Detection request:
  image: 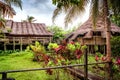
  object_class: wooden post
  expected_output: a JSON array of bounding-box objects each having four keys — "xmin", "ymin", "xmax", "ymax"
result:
[
  {"xmin": 43, "ymin": 39, "xmax": 45, "ymax": 45},
  {"xmin": 3, "ymin": 34, "xmax": 6, "ymax": 51},
  {"xmin": 104, "ymin": 45, "xmax": 106, "ymax": 55},
  {"xmin": 106, "ymin": 61, "xmax": 113, "ymax": 80},
  {"xmin": 20, "ymin": 37, "xmax": 22, "ymax": 51},
  {"xmin": 13, "ymin": 37, "xmax": 15, "ymax": 51},
  {"xmin": 2, "ymin": 72, "xmax": 7, "ymax": 80},
  {"xmin": 50, "ymin": 37, "xmax": 52, "ymax": 43},
  {"xmin": 4, "ymin": 42, "xmax": 6, "ymax": 51},
  {"xmin": 84, "ymin": 49, "xmax": 88, "ymax": 80},
  {"xmin": 109, "ymin": 61, "xmax": 113, "ymax": 80}
]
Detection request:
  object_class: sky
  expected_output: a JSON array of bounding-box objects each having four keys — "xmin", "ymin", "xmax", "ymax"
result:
[{"xmin": 9, "ymin": 0, "xmax": 90, "ymax": 29}]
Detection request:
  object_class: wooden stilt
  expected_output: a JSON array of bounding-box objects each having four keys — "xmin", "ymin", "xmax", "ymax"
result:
[
  {"xmin": 3, "ymin": 34, "xmax": 7, "ymax": 51},
  {"xmin": 13, "ymin": 37, "xmax": 15, "ymax": 51},
  {"xmin": 50, "ymin": 37, "xmax": 52, "ymax": 43},
  {"xmin": 20, "ymin": 37, "xmax": 22, "ymax": 51},
  {"xmin": 43, "ymin": 39, "xmax": 45, "ymax": 45},
  {"xmin": 4, "ymin": 42, "xmax": 6, "ymax": 51}
]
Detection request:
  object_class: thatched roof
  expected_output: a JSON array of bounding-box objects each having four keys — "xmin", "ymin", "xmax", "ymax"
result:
[
  {"xmin": 66, "ymin": 16, "xmax": 120, "ymax": 41},
  {"xmin": 0, "ymin": 1, "xmax": 15, "ymax": 17},
  {"xmin": 5, "ymin": 20, "xmax": 53, "ymax": 37}
]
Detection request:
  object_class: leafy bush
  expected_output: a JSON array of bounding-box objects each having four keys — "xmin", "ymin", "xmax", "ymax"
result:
[
  {"xmin": 26, "ymin": 41, "xmax": 46, "ymax": 61},
  {"xmin": 111, "ymin": 36, "xmax": 120, "ymax": 57}
]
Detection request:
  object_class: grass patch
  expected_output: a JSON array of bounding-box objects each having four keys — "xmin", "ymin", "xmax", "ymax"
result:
[{"xmin": 0, "ymin": 51, "xmax": 73, "ymax": 80}]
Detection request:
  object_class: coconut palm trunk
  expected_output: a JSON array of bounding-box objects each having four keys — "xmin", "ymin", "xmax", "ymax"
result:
[
  {"xmin": 103, "ymin": 1, "xmax": 112, "ymax": 79},
  {"xmin": 103, "ymin": 0, "xmax": 111, "ymax": 62}
]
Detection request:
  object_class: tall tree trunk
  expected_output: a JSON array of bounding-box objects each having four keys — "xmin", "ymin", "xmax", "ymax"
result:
[
  {"xmin": 103, "ymin": 0, "xmax": 112, "ymax": 80},
  {"xmin": 103, "ymin": 0, "xmax": 111, "ymax": 62}
]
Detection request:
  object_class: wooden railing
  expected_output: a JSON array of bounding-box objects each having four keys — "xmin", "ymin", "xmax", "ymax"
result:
[
  {"xmin": 0, "ymin": 50, "xmax": 113, "ymax": 80},
  {"xmin": 0, "ymin": 62, "xmax": 109, "ymax": 80}
]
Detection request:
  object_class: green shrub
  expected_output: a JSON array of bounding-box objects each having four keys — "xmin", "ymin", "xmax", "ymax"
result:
[
  {"xmin": 111, "ymin": 36, "xmax": 120, "ymax": 57},
  {"xmin": 0, "ymin": 50, "xmax": 21, "ymax": 56}
]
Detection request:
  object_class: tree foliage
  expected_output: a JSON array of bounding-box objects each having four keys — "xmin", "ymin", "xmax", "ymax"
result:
[
  {"xmin": 111, "ymin": 14, "xmax": 120, "ymax": 27},
  {"xmin": 47, "ymin": 26, "xmax": 66, "ymax": 43},
  {"xmin": 111, "ymin": 36, "xmax": 120, "ymax": 57}
]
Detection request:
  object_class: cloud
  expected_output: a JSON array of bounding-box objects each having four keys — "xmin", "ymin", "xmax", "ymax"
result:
[
  {"xmin": 10, "ymin": 0, "xmax": 56, "ymax": 25},
  {"xmin": 22, "ymin": 0, "xmax": 55, "ymax": 14}
]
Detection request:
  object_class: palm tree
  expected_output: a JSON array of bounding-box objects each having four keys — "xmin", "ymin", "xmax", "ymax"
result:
[
  {"xmin": 52, "ymin": 0, "xmax": 120, "ymax": 62},
  {"xmin": 0, "ymin": 0, "xmax": 22, "ymax": 28},
  {"xmin": 0, "ymin": 0, "xmax": 22, "ymax": 17},
  {"xmin": 26, "ymin": 16, "xmax": 36, "ymax": 23},
  {"xmin": 0, "ymin": 1, "xmax": 15, "ymax": 18},
  {"xmin": 3, "ymin": 0, "xmax": 22, "ymax": 10}
]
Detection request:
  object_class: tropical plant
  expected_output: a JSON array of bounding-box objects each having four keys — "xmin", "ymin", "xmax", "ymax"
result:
[
  {"xmin": 26, "ymin": 41, "xmax": 47, "ymax": 61},
  {"xmin": 0, "ymin": 0, "xmax": 22, "ymax": 17},
  {"xmin": 48, "ymin": 43, "xmax": 59, "ymax": 50},
  {"xmin": 52, "ymin": 0, "xmax": 120, "ymax": 62}
]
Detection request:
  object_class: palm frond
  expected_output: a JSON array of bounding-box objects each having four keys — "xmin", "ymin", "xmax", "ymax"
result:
[
  {"xmin": 0, "ymin": 1, "xmax": 15, "ymax": 17},
  {"xmin": 64, "ymin": 5, "xmax": 85, "ymax": 27},
  {"xmin": 109, "ymin": 0, "xmax": 120, "ymax": 17},
  {"xmin": 3, "ymin": 0, "xmax": 22, "ymax": 10},
  {"xmin": 0, "ymin": 16, "xmax": 6, "ymax": 28},
  {"xmin": 52, "ymin": 0, "xmax": 90, "ymax": 27},
  {"xmin": 90, "ymin": 0, "xmax": 99, "ymax": 29},
  {"xmin": 52, "ymin": 8, "xmax": 62, "ymax": 24}
]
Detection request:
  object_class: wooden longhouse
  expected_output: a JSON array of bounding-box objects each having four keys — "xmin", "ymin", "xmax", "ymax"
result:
[
  {"xmin": 0, "ymin": 20, "xmax": 53, "ymax": 50},
  {"xmin": 66, "ymin": 16, "xmax": 120, "ymax": 53}
]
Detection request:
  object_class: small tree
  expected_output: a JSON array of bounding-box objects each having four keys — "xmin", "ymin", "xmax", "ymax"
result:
[
  {"xmin": 47, "ymin": 26, "xmax": 66, "ymax": 43},
  {"xmin": 26, "ymin": 16, "xmax": 36, "ymax": 23}
]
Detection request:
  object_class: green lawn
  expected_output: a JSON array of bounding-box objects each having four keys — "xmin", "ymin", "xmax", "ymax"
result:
[{"xmin": 0, "ymin": 51, "xmax": 73, "ymax": 80}]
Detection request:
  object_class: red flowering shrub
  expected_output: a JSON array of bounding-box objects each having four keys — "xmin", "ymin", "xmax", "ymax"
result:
[
  {"xmin": 95, "ymin": 55, "xmax": 99, "ymax": 61},
  {"xmin": 101, "ymin": 56, "xmax": 107, "ymax": 61},
  {"xmin": 116, "ymin": 58, "xmax": 120, "ymax": 65},
  {"xmin": 48, "ymin": 41, "xmax": 87, "ymax": 60},
  {"xmin": 74, "ymin": 49, "xmax": 83, "ymax": 59},
  {"xmin": 95, "ymin": 52, "xmax": 107, "ymax": 62}
]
